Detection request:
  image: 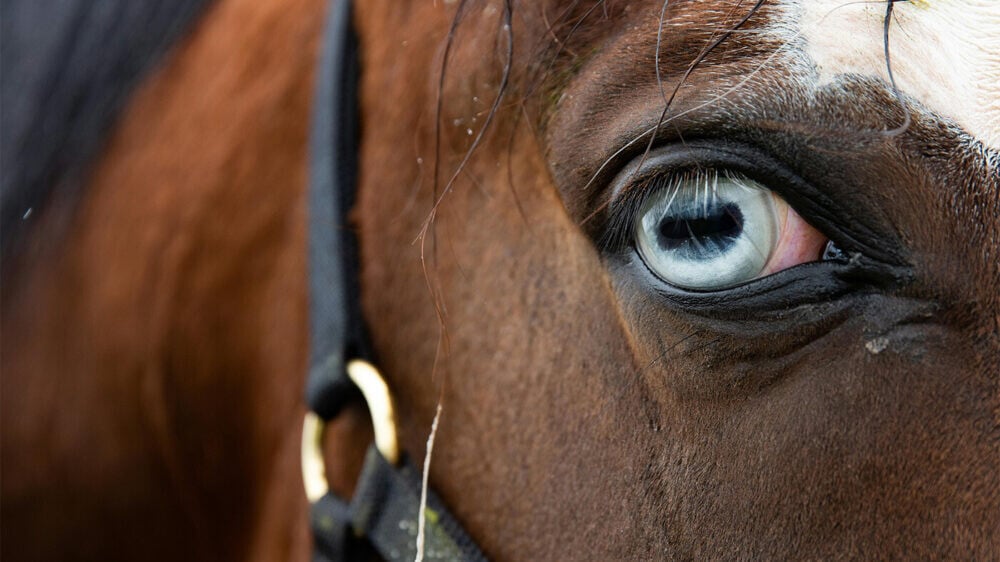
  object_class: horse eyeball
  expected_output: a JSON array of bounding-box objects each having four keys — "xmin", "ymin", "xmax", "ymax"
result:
[
  {"xmin": 635, "ymin": 171, "xmax": 778, "ymax": 289},
  {"xmin": 634, "ymin": 171, "xmax": 827, "ymax": 290}
]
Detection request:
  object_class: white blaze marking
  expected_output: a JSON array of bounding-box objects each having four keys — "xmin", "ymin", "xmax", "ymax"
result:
[{"xmin": 790, "ymin": 0, "xmax": 1000, "ymax": 149}]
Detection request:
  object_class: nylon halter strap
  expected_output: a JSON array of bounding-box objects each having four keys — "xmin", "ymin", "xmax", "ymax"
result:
[{"xmin": 303, "ymin": 1, "xmax": 488, "ymax": 560}]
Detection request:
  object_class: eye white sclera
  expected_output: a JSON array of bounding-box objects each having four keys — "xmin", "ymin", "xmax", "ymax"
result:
[{"xmin": 635, "ymin": 173, "xmax": 781, "ymax": 290}]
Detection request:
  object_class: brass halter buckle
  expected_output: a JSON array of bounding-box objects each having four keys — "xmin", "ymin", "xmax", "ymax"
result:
[{"xmin": 301, "ymin": 359, "xmax": 399, "ymax": 503}]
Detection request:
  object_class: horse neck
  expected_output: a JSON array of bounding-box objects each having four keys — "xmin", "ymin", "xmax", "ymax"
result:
[{"xmin": 1, "ymin": 0, "xmax": 340, "ymax": 559}]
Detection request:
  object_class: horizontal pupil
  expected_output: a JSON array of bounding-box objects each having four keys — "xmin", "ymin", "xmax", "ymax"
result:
[{"xmin": 656, "ymin": 203, "xmax": 743, "ymax": 252}]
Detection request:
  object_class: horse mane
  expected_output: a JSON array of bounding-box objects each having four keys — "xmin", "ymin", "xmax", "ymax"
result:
[{"xmin": 0, "ymin": 0, "xmax": 213, "ymax": 261}]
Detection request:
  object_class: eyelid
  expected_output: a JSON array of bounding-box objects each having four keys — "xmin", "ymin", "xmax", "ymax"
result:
[{"xmin": 600, "ymin": 141, "xmax": 907, "ymax": 269}]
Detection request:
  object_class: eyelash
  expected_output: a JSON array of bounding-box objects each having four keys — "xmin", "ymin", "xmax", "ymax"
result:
[
  {"xmin": 597, "ymin": 138, "xmax": 913, "ymax": 266},
  {"xmin": 598, "ymin": 171, "xmax": 680, "ymax": 253},
  {"xmin": 600, "ymin": 164, "xmax": 774, "ymax": 252}
]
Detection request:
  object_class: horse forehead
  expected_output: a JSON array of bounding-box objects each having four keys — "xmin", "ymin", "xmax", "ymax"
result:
[{"xmin": 783, "ymin": 0, "xmax": 1000, "ymax": 149}]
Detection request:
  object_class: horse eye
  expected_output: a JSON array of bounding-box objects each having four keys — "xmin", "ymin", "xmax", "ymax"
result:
[{"xmin": 634, "ymin": 170, "xmax": 828, "ymax": 290}]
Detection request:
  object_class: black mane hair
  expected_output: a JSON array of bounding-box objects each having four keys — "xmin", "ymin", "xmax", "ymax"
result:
[{"xmin": 1, "ymin": 0, "xmax": 213, "ymax": 261}]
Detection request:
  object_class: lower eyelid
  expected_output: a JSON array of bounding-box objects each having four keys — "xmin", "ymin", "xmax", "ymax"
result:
[{"xmin": 760, "ymin": 199, "xmax": 828, "ymax": 276}]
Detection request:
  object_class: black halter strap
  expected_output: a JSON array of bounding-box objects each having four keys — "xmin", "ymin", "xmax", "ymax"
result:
[
  {"xmin": 305, "ymin": 1, "xmax": 488, "ymax": 560},
  {"xmin": 306, "ymin": 0, "xmax": 364, "ymax": 421}
]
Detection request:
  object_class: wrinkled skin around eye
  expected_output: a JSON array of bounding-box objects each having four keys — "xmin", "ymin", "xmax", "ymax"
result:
[{"xmin": 635, "ymin": 172, "xmax": 829, "ymax": 290}]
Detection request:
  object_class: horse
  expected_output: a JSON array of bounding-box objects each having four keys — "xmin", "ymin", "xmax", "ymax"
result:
[{"xmin": 2, "ymin": 0, "xmax": 998, "ymax": 560}]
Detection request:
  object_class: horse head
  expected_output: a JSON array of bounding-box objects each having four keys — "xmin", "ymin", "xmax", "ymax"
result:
[{"xmin": 348, "ymin": 0, "xmax": 999, "ymax": 558}]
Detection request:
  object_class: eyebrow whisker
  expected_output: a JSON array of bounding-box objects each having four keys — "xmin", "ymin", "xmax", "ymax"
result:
[{"xmin": 881, "ymin": 0, "xmax": 913, "ymax": 137}]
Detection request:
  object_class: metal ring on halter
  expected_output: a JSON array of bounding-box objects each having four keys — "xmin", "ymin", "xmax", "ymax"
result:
[{"xmin": 301, "ymin": 359, "xmax": 399, "ymax": 503}]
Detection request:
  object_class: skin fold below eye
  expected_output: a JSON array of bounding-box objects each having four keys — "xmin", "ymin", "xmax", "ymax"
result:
[{"xmin": 633, "ymin": 171, "xmax": 830, "ymax": 291}]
